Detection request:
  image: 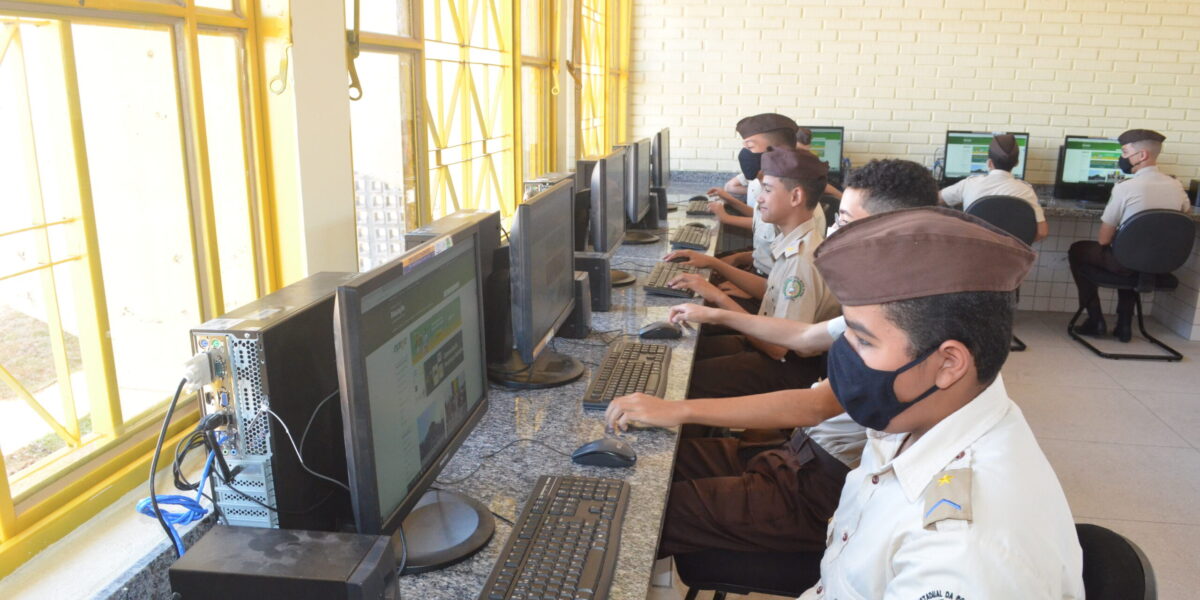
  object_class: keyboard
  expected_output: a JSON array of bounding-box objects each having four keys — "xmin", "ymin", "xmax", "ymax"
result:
[
  {"xmin": 582, "ymin": 340, "xmax": 671, "ymax": 411},
  {"xmin": 685, "ymin": 200, "xmax": 713, "ymax": 216},
  {"xmin": 669, "ymin": 225, "xmax": 712, "ymax": 251},
  {"xmin": 643, "ymin": 262, "xmax": 700, "ymax": 298},
  {"xmin": 478, "ymin": 475, "xmax": 630, "ymax": 600}
]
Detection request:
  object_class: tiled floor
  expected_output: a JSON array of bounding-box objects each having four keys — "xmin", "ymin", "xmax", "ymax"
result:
[{"xmin": 648, "ymin": 310, "xmax": 1200, "ymax": 600}]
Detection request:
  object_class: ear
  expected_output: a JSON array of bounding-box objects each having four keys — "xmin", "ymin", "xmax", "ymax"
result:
[
  {"xmin": 791, "ymin": 186, "xmax": 807, "ymax": 208},
  {"xmin": 932, "ymin": 339, "xmax": 973, "ymax": 389},
  {"xmin": 986, "ymin": 158, "xmax": 994, "ymax": 171}
]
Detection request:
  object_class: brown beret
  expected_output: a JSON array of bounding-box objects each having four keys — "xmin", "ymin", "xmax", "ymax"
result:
[
  {"xmin": 814, "ymin": 207, "xmax": 1035, "ymax": 306},
  {"xmin": 735, "ymin": 113, "xmax": 798, "ymax": 139},
  {"xmin": 989, "ymin": 134, "xmax": 1019, "ymax": 164},
  {"xmin": 761, "ymin": 146, "xmax": 829, "ymax": 181},
  {"xmin": 1118, "ymin": 129, "xmax": 1166, "ymax": 145}
]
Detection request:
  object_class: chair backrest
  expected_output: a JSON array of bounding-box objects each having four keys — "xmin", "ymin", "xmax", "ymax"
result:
[
  {"xmin": 965, "ymin": 195, "xmax": 1038, "ymax": 245},
  {"xmin": 1077, "ymin": 523, "xmax": 1156, "ymax": 600},
  {"xmin": 1110, "ymin": 209, "xmax": 1196, "ymax": 275},
  {"xmin": 819, "ymin": 194, "xmax": 840, "ymax": 230}
]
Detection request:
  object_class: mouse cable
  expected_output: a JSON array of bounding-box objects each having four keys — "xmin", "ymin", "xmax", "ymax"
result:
[{"xmin": 435, "ymin": 438, "xmax": 573, "ymax": 486}]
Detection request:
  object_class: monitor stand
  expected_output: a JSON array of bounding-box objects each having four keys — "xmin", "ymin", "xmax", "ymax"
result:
[
  {"xmin": 623, "ymin": 231, "xmax": 659, "ymax": 245},
  {"xmin": 610, "ymin": 269, "xmax": 636, "ymax": 287},
  {"xmin": 396, "ymin": 489, "xmax": 495, "ymax": 575},
  {"xmin": 488, "ymin": 348, "xmax": 586, "ymax": 389}
]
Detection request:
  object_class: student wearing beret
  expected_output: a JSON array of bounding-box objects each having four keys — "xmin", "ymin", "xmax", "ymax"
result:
[{"xmin": 939, "ymin": 133, "xmax": 1048, "ymax": 242}]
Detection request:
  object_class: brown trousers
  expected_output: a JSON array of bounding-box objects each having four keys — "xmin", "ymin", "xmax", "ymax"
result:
[
  {"xmin": 687, "ymin": 334, "xmax": 825, "ymax": 399},
  {"xmin": 657, "ymin": 433, "xmax": 849, "ymax": 558}
]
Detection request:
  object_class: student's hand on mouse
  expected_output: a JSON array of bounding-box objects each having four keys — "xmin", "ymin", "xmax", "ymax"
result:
[
  {"xmin": 669, "ymin": 303, "xmax": 718, "ymax": 326},
  {"xmin": 605, "ymin": 393, "xmax": 685, "ymax": 431},
  {"xmin": 668, "ymin": 273, "xmax": 723, "ymax": 302},
  {"xmin": 707, "ymin": 201, "xmax": 727, "ymax": 216},
  {"xmin": 663, "ymin": 249, "xmax": 715, "ymax": 269}
]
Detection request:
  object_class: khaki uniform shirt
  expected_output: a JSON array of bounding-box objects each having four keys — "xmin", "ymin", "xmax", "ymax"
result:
[
  {"xmin": 799, "ymin": 379, "xmax": 1084, "ymax": 600},
  {"xmin": 940, "ymin": 170, "xmax": 1046, "ymax": 223},
  {"xmin": 1101, "ymin": 165, "xmax": 1191, "ymax": 228},
  {"xmin": 759, "ymin": 219, "xmax": 840, "ymax": 324}
]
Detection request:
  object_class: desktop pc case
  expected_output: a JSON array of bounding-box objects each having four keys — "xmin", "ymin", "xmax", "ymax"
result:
[{"xmin": 189, "ymin": 272, "xmax": 358, "ymax": 532}]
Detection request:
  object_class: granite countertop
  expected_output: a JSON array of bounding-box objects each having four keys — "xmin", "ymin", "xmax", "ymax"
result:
[{"xmin": 398, "ymin": 195, "xmax": 715, "ymax": 599}]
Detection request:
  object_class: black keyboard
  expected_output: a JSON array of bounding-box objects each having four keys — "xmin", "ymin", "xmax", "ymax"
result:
[
  {"xmin": 582, "ymin": 341, "xmax": 670, "ymax": 411},
  {"xmin": 643, "ymin": 262, "xmax": 699, "ymax": 298},
  {"xmin": 669, "ymin": 226, "xmax": 712, "ymax": 251},
  {"xmin": 478, "ymin": 475, "xmax": 630, "ymax": 600},
  {"xmin": 685, "ymin": 200, "xmax": 713, "ymax": 216}
]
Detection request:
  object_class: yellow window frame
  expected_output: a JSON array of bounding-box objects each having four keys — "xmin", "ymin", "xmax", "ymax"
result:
[{"xmin": 0, "ymin": 0, "xmax": 276, "ymax": 578}]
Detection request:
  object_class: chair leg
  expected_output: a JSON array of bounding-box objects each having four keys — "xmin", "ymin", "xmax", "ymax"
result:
[
  {"xmin": 683, "ymin": 588, "xmax": 699, "ymax": 600},
  {"xmin": 1068, "ymin": 296, "xmax": 1183, "ymax": 361},
  {"xmin": 712, "ymin": 593, "xmax": 727, "ymax": 600},
  {"xmin": 1010, "ymin": 334, "xmax": 1026, "ymax": 352}
]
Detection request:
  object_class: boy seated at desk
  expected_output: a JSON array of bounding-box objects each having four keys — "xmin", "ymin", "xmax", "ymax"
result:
[
  {"xmin": 664, "ymin": 146, "xmax": 840, "ymax": 398},
  {"xmin": 939, "ymin": 132, "xmax": 1048, "ymax": 242},
  {"xmin": 609, "ymin": 208, "xmax": 1084, "ymax": 599}
]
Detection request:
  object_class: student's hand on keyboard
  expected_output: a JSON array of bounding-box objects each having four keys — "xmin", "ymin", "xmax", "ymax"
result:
[
  {"xmin": 663, "ymin": 249, "xmax": 715, "ymax": 269},
  {"xmin": 605, "ymin": 393, "xmax": 686, "ymax": 432},
  {"xmin": 669, "ymin": 303, "xmax": 719, "ymax": 326},
  {"xmin": 707, "ymin": 200, "xmax": 728, "ymax": 217},
  {"xmin": 667, "ymin": 273, "xmax": 723, "ymax": 303}
]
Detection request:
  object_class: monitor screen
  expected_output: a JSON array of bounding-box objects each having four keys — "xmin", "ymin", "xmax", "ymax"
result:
[
  {"xmin": 652, "ymin": 128, "xmax": 671, "ymax": 188},
  {"xmin": 510, "ymin": 179, "xmax": 575, "ymax": 364},
  {"xmin": 1060, "ymin": 136, "xmax": 1125, "ymax": 185},
  {"xmin": 943, "ymin": 131, "xmax": 1029, "ymax": 181},
  {"xmin": 335, "ymin": 227, "xmax": 489, "ymax": 535},
  {"xmin": 589, "ymin": 148, "xmax": 627, "ymax": 252},
  {"xmin": 803, "ymin": 126, "xmax": 844, "ymax": 173}
]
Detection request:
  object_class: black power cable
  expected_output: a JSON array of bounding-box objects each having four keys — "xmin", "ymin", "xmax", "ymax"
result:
[{"xmin": 148, "ymin": 378, "xmax": 188, "ymax": 558}]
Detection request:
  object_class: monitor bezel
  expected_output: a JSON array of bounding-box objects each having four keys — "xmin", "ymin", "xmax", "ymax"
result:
[
  {"xmin": 589, "ymin": 148, "xmax": 627, "ymax": 253},
  {"xmin": 942, "ymin": 130, "xmax": 1030, "ymax": 185},
  {"xmin": 800, "ymin": 125, "xmax": 845, "ymax": 175},
  {"xmin": 652, "ymin": 128, "xmax": 671, "ymax": 188},
  {"xmin": 616, "ymin": 140, "xmax": 652, "ymax": 224},
  {"xmin": 510, "ymin": 178, "xmax": 576, "ymax": 364},
  {"xmin": 1054, "ymin": 134, "xmax": 1124, "ymax": 200},
  {"xmin": 334, "ymin": 212, "xmax": 495, "ymax": 536}
]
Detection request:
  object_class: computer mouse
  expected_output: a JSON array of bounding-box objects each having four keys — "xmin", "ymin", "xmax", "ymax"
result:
[
  {"xmin": 667, "ymin": 255, "xmax": 689, "ymax": 263},
  {"xmin": 638, "ymin": 320, "xmax": 682, "ymax": 340},
  {"xmin": 572, "ymin": 437, "xmax": 637, "ymax": 468},
  {"xmin": 684, "ymin": 222, "xmax": 708, "ymax": 228}
]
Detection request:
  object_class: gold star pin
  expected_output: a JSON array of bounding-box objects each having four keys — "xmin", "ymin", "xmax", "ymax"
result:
[{"xmin": 937, "ymin": 474, "xmax": 955, "ymax": 486}]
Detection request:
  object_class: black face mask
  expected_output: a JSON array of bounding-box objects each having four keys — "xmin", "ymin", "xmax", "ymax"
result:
[
  {"xmin": 738, "ymin": 148, "xmax": 762, "ymax": 181},
  {"xmin": 1117, "ymin": 154, "xmax": 1141, "ymax": 175},
  {"xmin": 826, "ymin": 335, "xmax": 941, "ymax": 431}
]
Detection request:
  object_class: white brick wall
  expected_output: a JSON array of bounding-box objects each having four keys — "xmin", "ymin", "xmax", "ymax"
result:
[{"xmin": 629, "ymin": 0, "xmax": 1200, "ymax": 185}]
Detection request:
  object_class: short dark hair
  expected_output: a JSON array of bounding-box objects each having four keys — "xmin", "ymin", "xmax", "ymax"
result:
[
  {"xmin": 761, "ymin": 127, "xmax": 798, "ymax": 148},
  {"xmin": 778, "ymin": 175, "xmax": 827, "ymax": 210},
  {"xmin": 844, "ymin": 159, "xmax": 938, "ymax": 214},
  {"xmin": 883, "ymin": 291, "xmax": 1014, "ymax": 386}
]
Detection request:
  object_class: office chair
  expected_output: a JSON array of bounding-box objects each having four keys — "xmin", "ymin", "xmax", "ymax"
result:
[
  {"xmin": 1077, "ymin": 523, "xmax": 1157, "ymax": 600},
  {"xmin": 965, "ymin": 195, "xmax": 1038, "ymax": 351},
  {"xmin": 1066, "ymin": 209, "xmax": 1194, "ymax": 361},
  {"xmin": 675, "ymin": 549, "xmax": 822, "ymax": 600}
]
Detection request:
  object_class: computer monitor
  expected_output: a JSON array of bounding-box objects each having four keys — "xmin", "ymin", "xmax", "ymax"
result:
[
  {"xmin": 1054, "ymin": 135, "xmax": 1125, "ymax": 202},
  {"xmin": 802, "ymin": 126, "xmax": 844, "ymax": 182},
  {"xmin": 488, "ymin": 179, "xmax": 586, "ymax": 388},
  {"xmin": 652, "ymin": 128, "xmax": 671, "ymax": 189},
  {"xmin": 942, "ymin": 130, "xmax": 1029, "ymax": 184},
  {"xmin": 334, "ymin": 212, "xmax": 496, "ymax": 573},
  {"xmin": 620, "ymin": 138, "xmax": 659, "ymax": 244},
  {"xmin": 589, "ymin": 150, "xmax": 628, "ymax": 254}
]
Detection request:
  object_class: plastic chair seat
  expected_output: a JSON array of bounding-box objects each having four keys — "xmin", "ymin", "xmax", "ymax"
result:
[{"xmin": 676, "ymin": 549, "xmax": 821, "ymax": 600}]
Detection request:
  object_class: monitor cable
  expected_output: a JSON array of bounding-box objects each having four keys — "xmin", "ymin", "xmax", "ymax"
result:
[{"xmin": 260, "ymin": 406, "xmax": 351, "ymax": 493}]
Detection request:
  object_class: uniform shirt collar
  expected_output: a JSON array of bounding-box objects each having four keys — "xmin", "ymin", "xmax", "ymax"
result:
[
  {"xmin": 866, "ymin": 376, "xmax": 1012, "ymax": 502},
  {"xmin": 770, "ymin": 217, "xmax": 814, "ymax": 260},
  {"xmin": 988, "ymin": 169, "xmax": 1015, "ymax": 180},
  {"xmin": 1135, "ymin": 165, "xmax": 1160, "ymax": 177}
]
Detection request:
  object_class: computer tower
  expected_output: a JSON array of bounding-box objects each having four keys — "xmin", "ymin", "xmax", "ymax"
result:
[
  {"xmin": 169, "ymin": 526, "xmax": 398, "ymax": 599},
  {"xmin": 190, "ymin": 272, "xmax": 358, "ymax": 532},
  {"xmin": 557, "ymin": 271, "xmax": 592, "ymax": 339}
]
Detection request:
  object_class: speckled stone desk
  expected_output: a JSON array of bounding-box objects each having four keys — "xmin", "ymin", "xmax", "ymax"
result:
[{"xmin": 398, "ymin": 195, "xmax": 722, "ymax": 599}]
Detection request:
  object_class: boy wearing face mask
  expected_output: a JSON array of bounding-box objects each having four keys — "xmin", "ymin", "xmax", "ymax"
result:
[
  {"xmin": 1068, "ymin": 128, "xmax": 1191, "ymax": 342},
  {"xmin": 609, "ymin": 209, "xmax": 1084, "ymax": 598}
]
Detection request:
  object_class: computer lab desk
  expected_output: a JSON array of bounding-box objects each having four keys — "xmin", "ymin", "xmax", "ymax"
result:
[{"xmin": 399, "ymin": 196, "xmax": 724, "ymax": 598}]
